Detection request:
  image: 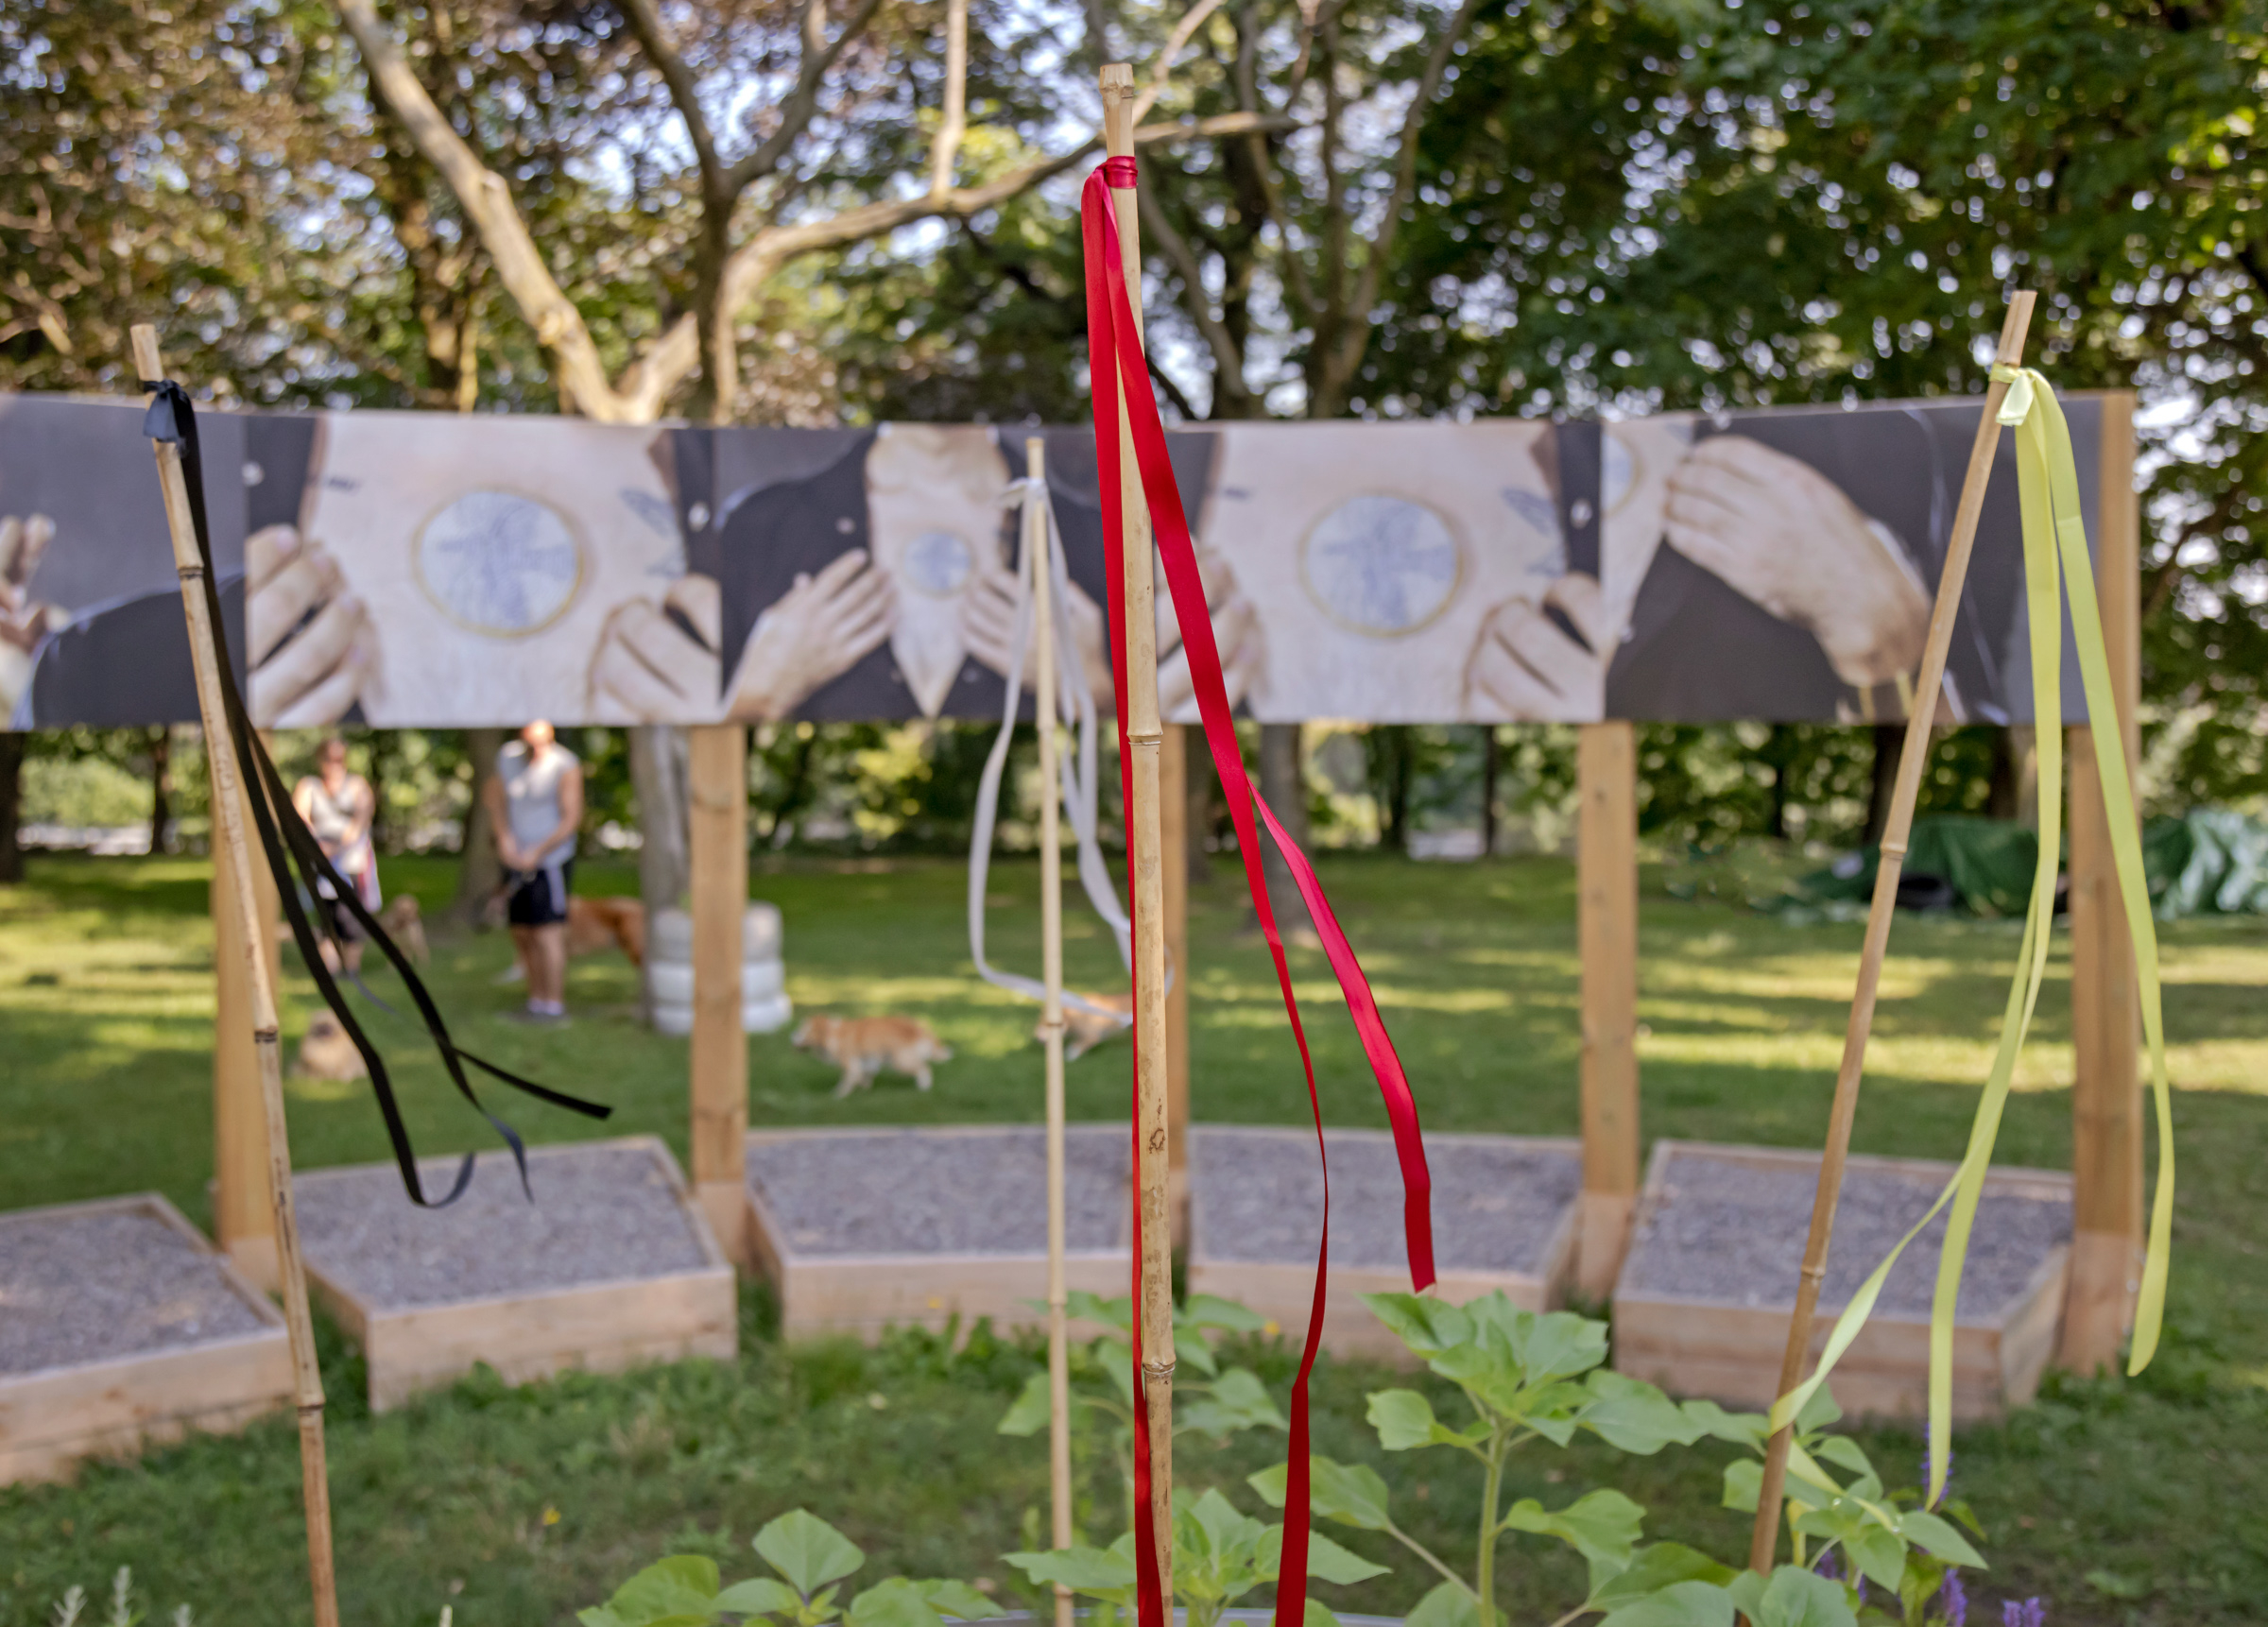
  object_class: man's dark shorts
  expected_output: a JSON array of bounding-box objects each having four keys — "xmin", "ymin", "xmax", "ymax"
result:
[{"xmin": 506, "ymin": 862, "xmax": 574, "ymax": 928}]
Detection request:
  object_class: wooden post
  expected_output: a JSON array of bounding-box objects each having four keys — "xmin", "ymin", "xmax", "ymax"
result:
[
  {"xmin": 1029, "ymin": 440, "xmax": 1076, "ymax": 1627},
  {"xmin": 689, "ymin": 723, "xmax": 749, "ymax": 1265},
  {"xmin": 1162, "ymin": 723, "xmax": 1190, "ymax": 1240},
  {"xmin": 1575, "ymin": 722, "xmax": 1640, "ymax": 1299},
  {"xmin": 2061, "ymin": 390, "xmax": 2142, "ymax": 1372},
  {"xmin": 1748, "ymin": 296, "xmax": 2036, "ymax": 1575},
  {"xmin": 1100, "ymin": 60, "xmax": 1175, "ymax": 1598},
  {"xmin": 214, "ymin": 779, "xmax": 282, "ymax": 1289},
  {"xmin": 132, "ymin": 326, "xmax": 340, "ymax": 1627}
]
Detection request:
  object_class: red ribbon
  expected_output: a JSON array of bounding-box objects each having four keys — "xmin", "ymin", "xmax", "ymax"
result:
[{"xmin": 1082, "ymin": 155, "xmax": 1435, "ymax": 1627}]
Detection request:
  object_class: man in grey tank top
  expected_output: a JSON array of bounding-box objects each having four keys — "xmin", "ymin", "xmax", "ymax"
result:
[{"xmin": 484, "ymin": 720, "xmax": 583, "ymax": 1022}]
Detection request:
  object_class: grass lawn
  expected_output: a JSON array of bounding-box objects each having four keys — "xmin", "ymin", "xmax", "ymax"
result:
[{"xmin": 0, "ymin": 849, "xmax": 2262, "ymax": 1626}]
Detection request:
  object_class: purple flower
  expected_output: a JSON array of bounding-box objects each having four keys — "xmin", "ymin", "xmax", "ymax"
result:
[
  {"xmin": 2001, "ymin": 1601, "xmax": 2045, "ymax": 1627},
  {"xmin": 1937, "ymin": 1573, "xmax": 1967, "ymax": 1627},
  {"xmin": 1813, "ymin": 1551, "xmax": 1842, "ymax": 1582}
]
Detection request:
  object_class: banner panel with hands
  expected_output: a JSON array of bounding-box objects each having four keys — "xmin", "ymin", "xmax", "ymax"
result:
[{"xmin": 0, "ymin": 391, "xmax": 2102, "ymax": 730}]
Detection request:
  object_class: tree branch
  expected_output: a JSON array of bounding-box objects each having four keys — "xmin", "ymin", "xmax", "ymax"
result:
[
  {"xmin": 616, "ymin": 0, "xmax": 723, "ymax": 198},
  {"xmin": 1130, "ymin": 0, "xmax": 1228, "ymax": 126},
  {"xmin": 336, "ymin": 0, "xmax": 632, "ymax": 419},
  {"xmin": 930, "ymin": 0, "xmax": 970, "ymax": 195},
  {"xmin": 724, "ymin": 0, "xmax": 888, "ymax": 196},
  {"xmin": 1140, "ymin": 186, "xmax": 1252, "ymax": 412}
]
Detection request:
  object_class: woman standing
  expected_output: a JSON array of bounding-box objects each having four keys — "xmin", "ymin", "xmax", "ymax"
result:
[{"xmin": 292, "ymin": 735, "xmax": 381, "ymax": 973}]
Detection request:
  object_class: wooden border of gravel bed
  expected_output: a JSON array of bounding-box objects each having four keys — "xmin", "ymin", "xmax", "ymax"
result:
[
  {"xmin": 296, "ymin": 1137, "xmax": 736, "ymax": 1413},
  {"xmin": 1186, "ymin": 1127, "xmax": 1583, "ymax": 1362},
  {"xmin": 0, "ymin": 1193, "xmax": 292, "ymax": 1485},
  {"xmin": 1610, "ymin": 1140, "xmax": 2072, "ymax": 1422},
  {"xmin": 744, "ymin": 1125, "xmax": 1134, "ymax": 1343}
]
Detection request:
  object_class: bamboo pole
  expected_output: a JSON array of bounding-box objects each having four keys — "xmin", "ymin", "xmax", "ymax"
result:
[
  {"xmin": 214, "ymin": 801, "xmax": 282, "ymax": 1289},
  {"xmin": 1575, "ymin": 722, "xmax": 1641, "ymax": 1299},
  {"xmin": 1747, "ymin": 295, "xmax": 2036, "ymax": 1575},
  {"xmin": 131, "ymin": 325, "xmax": 341, "ymax": 1627},
  {"xmin": 1161, "ymin": 725, "xmax": 1190, "ymax": 1242},
  {"xmin": 1029, "ymin": 438, "xmax": 1077, "ymax": 1627},
  {"xmin": 1099, "ymin": 60, "xmax": 1176, "ymax": 1600}
]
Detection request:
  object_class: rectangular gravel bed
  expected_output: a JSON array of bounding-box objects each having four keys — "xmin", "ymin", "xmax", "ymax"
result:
[
  {"xmin": 294, "ymin": 1137, "xmax": 735, "ymax": 1411},
  {"xmin": 0, "ymin": 1194, "xmax": 291, "ymax": 1483},
  {"xmin": 745, "ymin": 1125, "xmax": 1133, "ymax": 1341},
  {"xmin": 1612, "ymin": 1141, "xmax": 2073, "ymax": 1421},
  {"xmin": 1188, "ymin": 1126, "xmax": 1582, "ymax": 1360}
]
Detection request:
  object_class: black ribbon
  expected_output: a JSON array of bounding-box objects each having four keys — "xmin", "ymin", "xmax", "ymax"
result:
[{"xmin": 140, "ymin": 379, "xmax": 611, "ymax": 1204}]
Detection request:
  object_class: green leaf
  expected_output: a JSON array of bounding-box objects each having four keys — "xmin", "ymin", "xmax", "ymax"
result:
[
  {"xmin": 1403, "ymin": 1579, "xmax": 1487, "ymax": 1627},
  {"xmin": 1794, "ymin": 1387, "xmax": 1844, "ymax": 1436},
  {"xmin": 1181, "ymin": 1368, "xmax": 1286, "ymax": 1436},
  {"xmin": 577, "ymin": 1611, "xmax": 632, "ymax": 1627},
  {"xmin": 1503, "ymin": 1489, "xmax": 1644, "ymax": 1594},
  {"xmin": 1811, "ymin": 1436, "xmax": 1874, "ymax": 1480},
  {"xmin": 1429, "ymin": 1336, "xmax": 1528, "ymax": 1417},
  {"xmin": 1367, "ymin": 1388, "xmax": 1451, "ymax": 1451},
  {"xmin": 1679, "ymin": 1399, "xmax": 1766, "ymax": 1447},
  {"xmin": 1725, "ymin": 1567, "xmax": 1858, "ymax": 1627},
  {"xmin": 914, "ymin": 1582, "xmax": 999, "ymax": 1620},
  {"xmin": 595, "ymin": 1556, "xmax": 722, "ymax": 1626},
  {"xmin": 1182, "ymin": 1294, "xmax": 1268, "ymax": 1332},
  {"xmin": 1896, "ymin": 1510, "xmax": 1984, "ymax": 1569},
  {"xmin": 756, "ymin": 1512, "xmax": 866, "ymax": 1598},
  {"xmin": 1513, "ymin": 1310, "xmax": 1611, "ymax": 1382},
  {"xmin": 996, "ymin": 1372, "xmax": 1051, "ymax": 1437},
  {"xmin": 1576, "ymin": 1371, "xmax": 1707, "ymax": 1455},
  {"xmin": 1003, "ymin": 1547, "xmax": 1136, "ymax": 1601},
  {"xmin": 845, "ymin": 1579, "xmax": 943, "ymax": 1627},
  {"xmin": 1175, "ymin": 1325, "xmax": 1220, "ymax": 1379},
  {"xmin": 1721, "ymin": 1461, "xmax": 1762, "ymax": 1514},
  {"xmin": 1066, "ymin": 1292, "xmax": 1133, "ymax": 1334},
  {"xmin": 1362, "ymin": 1293, "xmax": 1472, "ymax": 1358},
  {"xmin": 711, "ymin": 1578, "xmax": 803, "ymax": 1618},
  {"xmin": 1843, "ymin": 1522, "xmax": 1906, "ymax": 1593},
  {"xmin": 1596, "ymin": 1582, "xmax": 1738, "ymax": 1627},
  {"xmin": 1301, "ymin": 1600, "xmax": 1340, "ymax": 1627},
  {"xmin": 1245, "ymin": 1456, "xmax": 1394, "ymax": 1533},
  {"xmin": 1586, "ymin": 1544, "xmax": 1738, "ymax": 1615},
  {"xmin": 1300, "ymin": 1533, "xmax": 1391, "ymax": 1586}
]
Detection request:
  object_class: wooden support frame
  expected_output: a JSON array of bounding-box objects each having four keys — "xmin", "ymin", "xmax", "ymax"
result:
[
  {"xmin": 2062, "ymin": 390, "xmax": 2143, "ymax": 1372},
  {"xmin": 1575, "ymin": 721, "xmax": 1641, "ymax": 1299},
  {"xmin": 213, "ymin": 789, "xmax": 282, "ymax": 1289},
  {"xmin": 689, "ymin": 723, "xmax": 751, "ymax": 1264},
  {"xmin": 1162, "ymin": 723, "xmax": 1190, "ymax": 1238}
]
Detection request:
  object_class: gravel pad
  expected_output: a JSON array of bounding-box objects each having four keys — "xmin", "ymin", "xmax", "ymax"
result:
[
  {"xmin": 1621, "ymin": 1149, "xmax": 2070, "ymax": 1319},
  {"xmin": 1194, "ymin": 1128, "xmax": 1580, "ymax": 1275},
  {"xmin": 748, "ymin": 1128, "xmax": 1129, "ymax": 1256},
  {"xmin": 0, "ymin": 1205, "xmax": 269, "ymax": 1376},
  {"xmin": 295, "ymin": 1143, "xmax": 711, "ymax": 1310}
]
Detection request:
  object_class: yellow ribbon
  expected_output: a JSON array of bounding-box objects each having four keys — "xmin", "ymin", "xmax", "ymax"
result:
[{"xmin": 1769, "ymin": 366, "xmax": 2173, "ymax": 1509}]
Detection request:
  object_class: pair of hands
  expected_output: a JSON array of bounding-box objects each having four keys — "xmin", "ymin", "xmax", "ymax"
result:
[
  {"xmin": 590, "ymin": 546, "xmax": 1265, "ymax": 723},
  {"xmin": 1462, "ymin": 436, "xmax": 1932, "ymax": 717},
  {"xmin": 959, "ymin": 552, "xmax": 1263, "ymax": 717}
]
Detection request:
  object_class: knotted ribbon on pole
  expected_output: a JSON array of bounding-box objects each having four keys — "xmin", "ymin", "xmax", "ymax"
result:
[
  {"xmin": 139, "ymin": 380, "xmax": 612, "ymax": 1207},
  {"xmin": 1082, "ymin": 155, "xmax": 1436, "ymax": 1627},
  {"xmin": 1764, "ymin": 366, "xmax": 2172, "ymax": 1512}
]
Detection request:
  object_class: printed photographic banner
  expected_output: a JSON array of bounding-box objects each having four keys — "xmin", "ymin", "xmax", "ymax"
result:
[{"xmin": 0, "ymin": 392, "xmax": 2102, "ymax": 731}]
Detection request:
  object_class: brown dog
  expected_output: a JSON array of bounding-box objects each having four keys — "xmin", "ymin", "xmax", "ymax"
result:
[
  {"xmin": 792, "ymin": 1015, "xmax": 953, "ymax": 1098},
  {"xmin": 291, "ymin": 1011, "xmax": 369, "ymax": 1082},
  {"xmin": 377, "ymin": 894, "xmax": 431, "ymax": 967},
  {"xmin": 1035, "ymin": 990, "xmax": 1134, "ymax": 1061},
  {"xmin": 491, "ymin": 894, "xmax": 645, "ymax": 983}
]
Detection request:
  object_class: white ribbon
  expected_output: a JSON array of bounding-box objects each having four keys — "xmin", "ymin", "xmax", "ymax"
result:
[{"xmin": 967, "ymin": 475, "xmax": 1137, "ymax": 1024}]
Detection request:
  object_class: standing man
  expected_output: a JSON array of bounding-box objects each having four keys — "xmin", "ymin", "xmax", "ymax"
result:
[{"xmin": 486, "ymin": 720, "xmax": 582, "ymax": 1023}]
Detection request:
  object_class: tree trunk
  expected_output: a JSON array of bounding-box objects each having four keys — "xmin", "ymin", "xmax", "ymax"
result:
[
  {"xmin": 1480, "ymin": 726, "xmax": 1500, "ymax": 857},
  {"xmin": 1765, "ymin": 724, "xmax": 1790, "ymax": 842},
  {"xmin": 448, "ymin": 727, "xmax": 507, "ymax": 929},
  {"xmin": 1257, "ymin": 722, "xmax": 1309, "ymax": 935},
  {"xmin": 1986, "ymin": 726, "xmax": 2036, "ymax": 823},
  {"xmin": 0, "ymin": 732, "xmax": 22, "ymax": 882},
  {"xmin": 148, "ymin": 726, "xmax": 173, "ymax": 856},
  {"xmin": 629, "ymin": 722, "xmax": 692, "ymax": 993},
  {"xmin": 1183, "ymin": 724, "xmax": 1213, "ymax": 885},
  {"xmin": 1863, "ymin": 724, "xmax": 1901, "ymax": 847}
]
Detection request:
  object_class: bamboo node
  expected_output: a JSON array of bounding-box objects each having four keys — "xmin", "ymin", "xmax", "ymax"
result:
[
  {"xmin": 1881, "ymin": 841, "xmax": 1908, "ymax": 860},
  {"xmin": 1141, "ymin": 1359, "xmax": 1176, "ymax": 1379},
  {"xmin": 1128, "ymin": 729, "xmax": 1163, "ymax": 746},
  {"xmin": 176, "ymin": 563, "xmax": 206, "ymax": 582},
  {"xmin": 254, "ymin": 1028, "xmax": 281, "ymax": 1043}
]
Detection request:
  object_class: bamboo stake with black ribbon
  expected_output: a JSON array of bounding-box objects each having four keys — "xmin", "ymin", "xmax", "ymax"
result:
[
  {"xmin": 1027, "ymin": 436, "xmax": 1077, "ymax": 1627},
  {"xmin": 1746, "ymin": 293, "xmax": 2036, "ymax": 1576},
  {"xmin": 130, "ymin": 324, "xmax": 341, "ymax": 1627},
  {"xmin": 1099, "ymin": 60, "xmax": 1176, "ymax": 1601}
]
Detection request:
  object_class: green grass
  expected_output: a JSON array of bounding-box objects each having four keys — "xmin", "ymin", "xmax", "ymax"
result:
[{"xmin": 1, "ymin": 851, "xmax": 2263, "ymax": 1626}]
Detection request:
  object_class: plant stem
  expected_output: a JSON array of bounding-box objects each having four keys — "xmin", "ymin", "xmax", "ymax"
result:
[
  {"xmin": 1383, "ymin": 1523, "xmax": 1476, "ymax": 1598},
  {"xmin": 1476, "ymin": 1429, "xmax": 1507, "ymax": 1624}
]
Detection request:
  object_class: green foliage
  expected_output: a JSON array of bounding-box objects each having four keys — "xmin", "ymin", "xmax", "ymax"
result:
[{"xmin": 583, "ymin": 1510, "xmax": 994, "ymax": 1627}]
